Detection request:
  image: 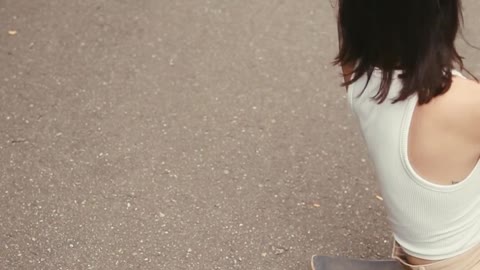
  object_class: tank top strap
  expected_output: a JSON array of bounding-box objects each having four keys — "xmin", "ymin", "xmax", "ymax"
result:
[{"xmin": 452, "ymin": 69, "xmax": 466, "ymax": 79}]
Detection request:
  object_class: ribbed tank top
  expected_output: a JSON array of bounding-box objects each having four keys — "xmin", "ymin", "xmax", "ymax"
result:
[{"xmin": 348, "ymin": 69, "xmax": 480, "ymax": 260}]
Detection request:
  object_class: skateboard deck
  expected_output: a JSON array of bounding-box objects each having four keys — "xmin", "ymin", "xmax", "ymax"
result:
[{"xmin": 311, "ymin": 255, "xmax": 404, "ymax": 270}]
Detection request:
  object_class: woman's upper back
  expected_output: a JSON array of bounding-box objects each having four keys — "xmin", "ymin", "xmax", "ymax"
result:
[
  {"xmin": 408, "ymin": 75, "xmax": 480, "ymax": 185},
  {"xmin": 348, "ymin": 69, "xmax": 480, "ymax": 260}
]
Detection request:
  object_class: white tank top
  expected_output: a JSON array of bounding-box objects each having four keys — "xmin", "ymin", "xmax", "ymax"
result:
[{"xmin": 348, "ymin": 69, "xmax": 480, "ymax": 260}]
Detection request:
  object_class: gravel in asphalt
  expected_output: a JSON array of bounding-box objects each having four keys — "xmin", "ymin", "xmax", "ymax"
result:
[{"xmin": 1, "ymin": 0, "xmax": 480, "ymax": 269}]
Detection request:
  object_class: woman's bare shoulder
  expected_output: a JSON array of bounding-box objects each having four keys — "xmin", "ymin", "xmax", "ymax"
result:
[{"xmin": 431, "ymin": 76, "xmax": 480, "ymax": 144}]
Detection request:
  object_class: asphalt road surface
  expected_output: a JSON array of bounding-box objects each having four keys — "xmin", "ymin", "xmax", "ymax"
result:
[{"xmin": 2, "ymin": 1, "xmax": 480, "ymax": 269}]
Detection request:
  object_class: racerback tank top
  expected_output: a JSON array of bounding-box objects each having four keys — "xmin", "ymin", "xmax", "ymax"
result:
[{"xmin": 348, "ymin": 68, "xmax": 480, "ymax": 260}]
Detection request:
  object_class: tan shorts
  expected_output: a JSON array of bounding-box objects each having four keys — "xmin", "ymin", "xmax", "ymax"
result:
[{"xmin": 392, "ymin": 242, "xmax": 480, "ymax": 270}]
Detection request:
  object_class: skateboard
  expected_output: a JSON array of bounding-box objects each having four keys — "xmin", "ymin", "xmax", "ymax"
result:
[{"xmin": 311, "ymin": 255, "xmax": 404, "ymax": 270}]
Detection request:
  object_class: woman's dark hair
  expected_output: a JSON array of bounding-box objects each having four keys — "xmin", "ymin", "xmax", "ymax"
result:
[{"xmin": 335, "ymin": 0, "xmax": 469, "ymax": 104}]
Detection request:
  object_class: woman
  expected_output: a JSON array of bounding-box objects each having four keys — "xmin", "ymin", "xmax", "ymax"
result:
[{"xmin": 336, "ymin": 0, "xmax": 480, "ymax": 269}]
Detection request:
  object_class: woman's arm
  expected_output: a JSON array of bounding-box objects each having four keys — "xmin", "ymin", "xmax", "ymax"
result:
[
  {"xmin": 336, "ymin": 17, "xmax": 354, "ymax": 87},
  {"xmin": 341, "ymin": 63, "xmax": 354, "ymax": 85}
]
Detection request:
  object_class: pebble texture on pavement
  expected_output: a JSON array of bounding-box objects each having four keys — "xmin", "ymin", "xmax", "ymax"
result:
[{"xmin": 1, "ymin": 0, "xmax": 480, "ymax": 269}]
